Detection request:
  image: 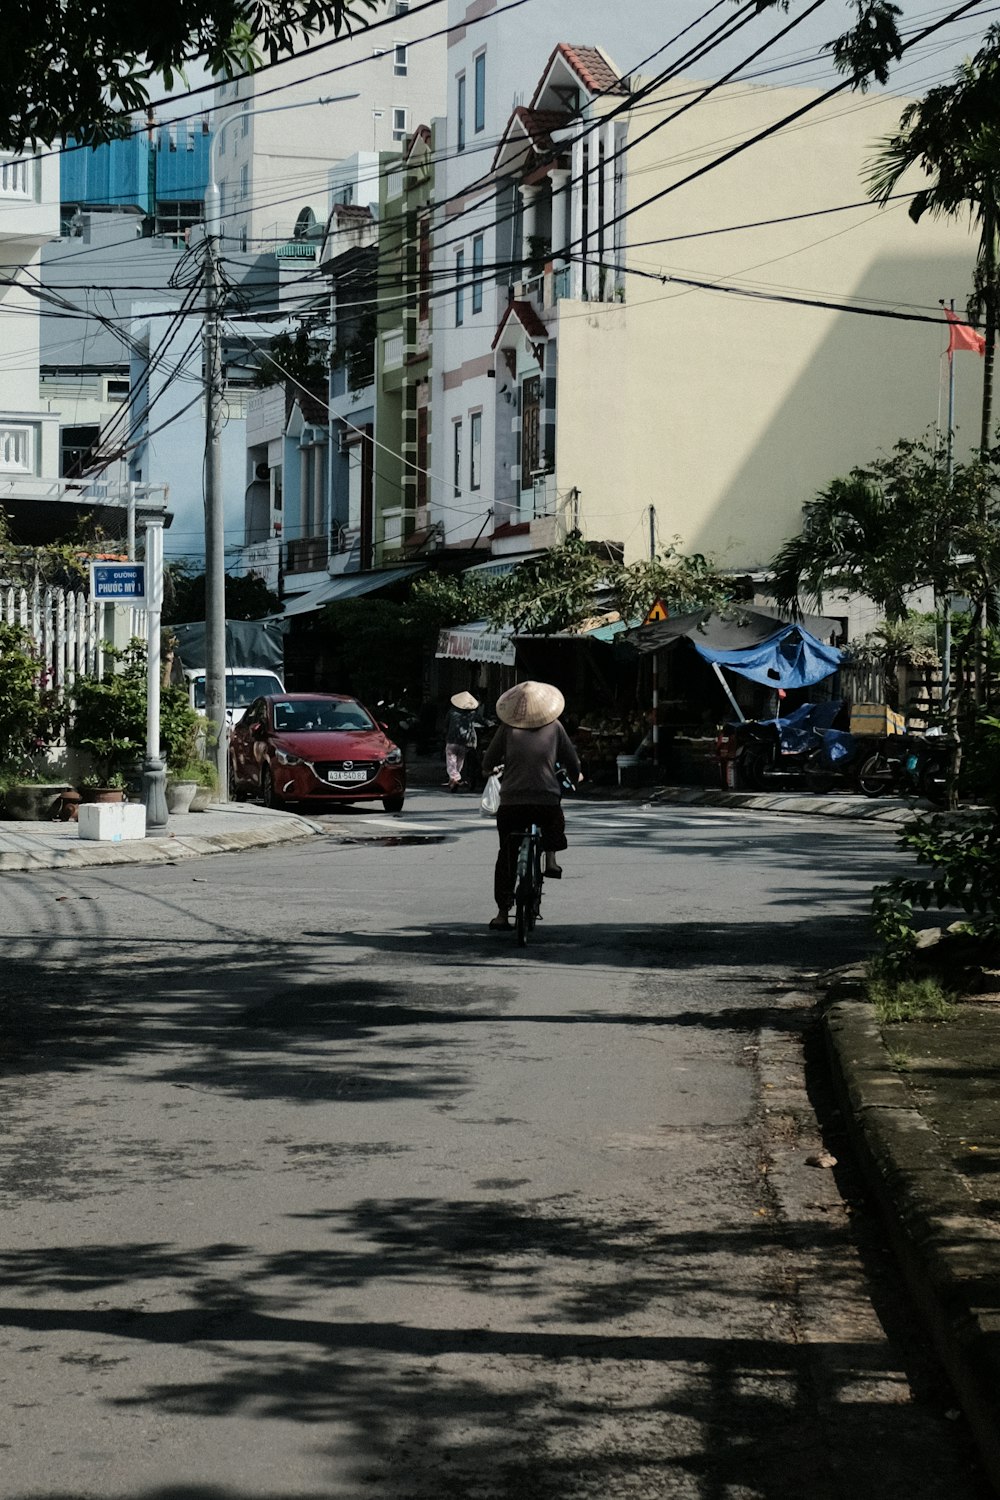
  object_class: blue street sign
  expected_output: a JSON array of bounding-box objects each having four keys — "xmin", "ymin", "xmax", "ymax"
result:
[{"xmin": 90, "ymin": 562, "xmax": 146, "ymax": 603}]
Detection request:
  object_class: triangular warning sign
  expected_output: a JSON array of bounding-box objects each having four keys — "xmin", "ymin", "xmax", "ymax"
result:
[{"xmin": 643, "ymin": 599, "xmax": 669, "ymax": 624}]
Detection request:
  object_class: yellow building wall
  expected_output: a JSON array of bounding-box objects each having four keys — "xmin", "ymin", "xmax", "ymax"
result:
[{"xmin": 555, "ymin": 76, "xmax": 982, "ymax": 568}]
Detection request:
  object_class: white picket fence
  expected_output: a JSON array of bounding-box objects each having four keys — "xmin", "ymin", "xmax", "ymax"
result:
[{"xmin": 1, "ymin": 577, "xmax": 147, "ymax": 694}]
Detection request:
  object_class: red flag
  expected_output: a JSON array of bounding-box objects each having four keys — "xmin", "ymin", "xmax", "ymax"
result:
[{"xmin": 944, "ymin": 306, "xmax": 985, "ymax": 356}]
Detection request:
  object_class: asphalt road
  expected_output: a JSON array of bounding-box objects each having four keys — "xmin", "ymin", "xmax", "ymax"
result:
[{"xmin": 0, "ymin": 793, "xmax": 989, "ymax": 1499}]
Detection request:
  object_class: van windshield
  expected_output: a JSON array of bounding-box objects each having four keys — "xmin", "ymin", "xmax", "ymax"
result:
[{"xmin": 192, "ymin": 673, "xmax": 284, "ymax": 709}]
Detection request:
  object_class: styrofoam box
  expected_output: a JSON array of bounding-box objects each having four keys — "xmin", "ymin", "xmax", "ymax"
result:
[{"xmin": 78, "ymin": 802, "xmax": 147, "ymax": 842}]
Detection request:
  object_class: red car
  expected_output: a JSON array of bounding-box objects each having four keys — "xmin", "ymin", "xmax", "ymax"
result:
[{"xmin": 228, "ymin": 693, "xmax": 406, "ymax": 812}]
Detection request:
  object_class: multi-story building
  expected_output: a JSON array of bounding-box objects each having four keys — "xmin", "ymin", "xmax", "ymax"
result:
[
  {"xmin": 374, "ymin": 123, "xmax": 435, "ymax": 565},
  {"xmin": 430, "ymin": 5, "xmax": 980, "ymax": 589},
  {"xmin": 1, "ymin": 146, "xmax": 63, "ymax": 510},
  {"xmin": 60, "ymin": 118, "xmax": 212, "ymax": 244},
  {"xmin": 211, "ymin": 5, "xmax": 446, "ymax": 256}
]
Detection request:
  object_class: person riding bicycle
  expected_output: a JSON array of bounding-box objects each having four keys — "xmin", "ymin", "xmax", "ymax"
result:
[{"xmin": 480, "ymin": 680, "xmax": 582, "ymax": 931}]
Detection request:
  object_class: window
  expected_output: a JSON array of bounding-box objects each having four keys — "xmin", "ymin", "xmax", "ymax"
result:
[
  {"xmin": 456, "ymin": 73, "xmax": 466, "ymax": 152},
  {"xmin": 218, "ymin": 129, "xmax": 226, "ymax": 157},
  {"xmin": 395, "ymin": 0, "xmax": 409, "ymax": 11},
  {"xmin": 521, "ymin": 376, "xmax": 541, "ymax": 479},
  {"xmin": 241, "ymin": 103, "xmax": 250, "ymax": 137},
  {"xmin": 392, "ymin": 106, "xmax": 408, "ymax": 143},
  {"xmin": 60, "ymin": 424, "xmax": 99, "ymax": 479},
  {"xmin": 104, "ymin": 377, "xmax": 129, "ymax": 403},
  {"xmin": 472, "ymin": 234, "xmax": 484, "ymax": 314},
  {"xmin": 239, "ymin": 164, "xmax": 249, "ymax": 199},
  {"xmin": 455, "ymin": 249, "xmax": 465, "ymax": 326},
  {"xmin": 453, "ymin": 420, "xmax": 463, "ymax": 497},
  {"xmin": 394, "ymin": 42, "xmax": 408, "ymax": 76},
  {"xmin": 474, "ymin": 51, "xmax": 486, "ymax": 133},
  {"xmin": 470, "ymin": 411, "xmax": 482, "ymax": 491}
]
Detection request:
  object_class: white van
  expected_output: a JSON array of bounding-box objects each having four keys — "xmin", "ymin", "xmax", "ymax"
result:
[{"xmin": 184, "ymin": 667, "xmax": 286, "ymax": 729}]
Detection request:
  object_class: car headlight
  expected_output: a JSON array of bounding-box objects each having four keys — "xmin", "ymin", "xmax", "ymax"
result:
[
  {"xmin": 274, "ymin": 748, "xmax": 302, "ymax": 766},
  {"xmin": 383, "ymin": 747, "xmax": 403, "ymax": 765}
]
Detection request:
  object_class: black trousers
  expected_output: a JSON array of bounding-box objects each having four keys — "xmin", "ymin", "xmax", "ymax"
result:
[{"xmin": 494, "ymin": 802, "xmax": 567, "ymax": 908}]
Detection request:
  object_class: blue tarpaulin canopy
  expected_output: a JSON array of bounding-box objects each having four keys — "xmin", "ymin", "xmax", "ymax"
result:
[{"xmin": 692, "ymin": 623, "xmax": 842, "ymax": 689}]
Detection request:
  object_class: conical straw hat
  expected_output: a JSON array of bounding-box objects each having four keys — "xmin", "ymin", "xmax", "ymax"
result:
[
  {"xmin": 495, "ymin": 680, "xmax": 565, "ymax": 730},
  {"xmin": 450, "ymin": 691, "xmax": 479, "ymax": 710}
]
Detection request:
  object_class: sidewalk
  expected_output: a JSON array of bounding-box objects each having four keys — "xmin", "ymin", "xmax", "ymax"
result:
[
  {"xmin": 0, "ymin": 800, "xmax": 319, "ymax": 873},
  {"xmin": 823, "ymin": 991, "xmax": 1000, "ymax": 1491}
]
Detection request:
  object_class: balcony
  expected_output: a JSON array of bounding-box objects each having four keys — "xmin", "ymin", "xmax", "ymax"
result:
[
  {"xmin": 0, "ymin": 156, "xmax": 31, "ymax": 200},
  {"xmin": 285, "ymin": 536, "xmax": 330, "ymax": 574}
]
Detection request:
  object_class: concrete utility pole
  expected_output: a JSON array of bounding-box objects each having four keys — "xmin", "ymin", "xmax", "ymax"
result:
[
  {"xmin": 201, "ymin": 217, "xmax": 228, "ymax": 797},
  {"xmin": 202, "ymin": 90, "xmax": 360, "ymax": 798}
]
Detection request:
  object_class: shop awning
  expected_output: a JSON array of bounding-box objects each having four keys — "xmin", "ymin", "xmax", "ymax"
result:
[
  {"xmin": 624, "ymin": 607, "xmax": 842, "ymax": 689},
  {"xmin": 278, "ymin": 565, "xmax": 424, "ymax": 618},
  {"xmin": 435, "ymin": 620, "xmax": 516, "ymax": 666},
  {"xmin": 693, "ymin": 624, "xmax": 842, "ymax": 688}
]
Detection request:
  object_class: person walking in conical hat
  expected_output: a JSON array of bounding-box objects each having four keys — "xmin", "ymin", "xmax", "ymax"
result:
[
  {"xmin": 480, "ymin": 681, "xmax": 582, "ymax": 930},
  {"xmin": 443, "ymin": 690, "xmax": 479, "ymax": 791}
]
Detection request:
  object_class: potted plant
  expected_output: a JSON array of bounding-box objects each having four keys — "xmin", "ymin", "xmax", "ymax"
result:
[
  {"xmin": 80, "ymin": 770, "xmax": 128, "ymax": 804},
  {"xmin": 182, "ymin": 758, "xmax": 220, "ymax": 812},
  {"xmin": 68, "ymin": 639, "xmax": 201, "ymax": 808}
]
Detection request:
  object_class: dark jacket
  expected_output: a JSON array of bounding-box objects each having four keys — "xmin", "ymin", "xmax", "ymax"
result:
[
  {"xmin": 481, "ymin": 720, "xmax": 581, "ymax": 806},
  {"xmin": 445, "ymin": 707, "xmax": 478, "ymax": 746}
]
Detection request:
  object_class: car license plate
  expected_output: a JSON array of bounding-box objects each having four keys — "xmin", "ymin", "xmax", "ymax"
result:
[{"xmin": 328, "ymin": 769, "xmax": 368, "ymax": 782}]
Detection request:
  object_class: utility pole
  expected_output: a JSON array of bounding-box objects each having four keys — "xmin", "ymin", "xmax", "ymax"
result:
[
  {"xmin": 201, "ymin": 210, "xmax": 228, "ymax": 798},
  {"xmin": 649, "ymin": 504, "xmax": 659, "ymax": 767},
  {"xmin": 201, "ymin": 89, "xmax": 360, "ymax": 800}
]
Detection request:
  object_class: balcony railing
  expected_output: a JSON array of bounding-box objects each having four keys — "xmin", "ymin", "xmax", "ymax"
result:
[
  {"xmin": 0, "ymin": 156, "xmax": 31, "ymax": 200},
  {"xmin": 284, "ymin": 536, "xmax": 329, "ymax": 574}
]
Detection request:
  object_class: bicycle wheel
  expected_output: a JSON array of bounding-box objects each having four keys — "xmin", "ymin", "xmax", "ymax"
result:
[
  {"xmin": 514, "ymin": 832, "xmax": 533, "ymax": 946},
  {"xmin": 515, "ymin": 888, "xmax": 528, "ymax": 945},
  {"xmin": 856, "ymin": 751, "xmax": 890, "ymax": 798}
]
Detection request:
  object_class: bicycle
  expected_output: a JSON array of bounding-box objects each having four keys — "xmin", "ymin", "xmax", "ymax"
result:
[{"xmin": 514, "ymin": 822, "xmax": 544, "ymax": 947}]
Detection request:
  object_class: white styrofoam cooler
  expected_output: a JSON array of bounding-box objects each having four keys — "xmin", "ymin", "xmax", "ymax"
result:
[{"xmin": 78, "ymin": 802, "xmax": 147, "ymax": 842}]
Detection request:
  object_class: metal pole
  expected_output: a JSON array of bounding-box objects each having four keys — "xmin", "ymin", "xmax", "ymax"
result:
[
  {"xmin": 141, "ymin": 516, "xmax": 168, "ymax": 832},
  {"xmin": 127, "ymin": 484, "xmax": 136, "ymax": 561},
  {"xmin": 942, "ymin": 301, "xmax": 956, "ymax": 718},
  {"xmin": 649, "ymin": 506, "xmax": 659, "ymax": 766}
]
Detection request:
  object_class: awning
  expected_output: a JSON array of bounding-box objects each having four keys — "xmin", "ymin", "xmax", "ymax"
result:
[
  {"xmin": 625, "ymin": 605, "xmax": 842, "ymax": 654},
  {"xmin": 435, "ymin": 620, "xmax": 516, "ymax": 666},
  {"xmin": 693, "ymin": 624, "xmax": 842, "ymax": 689},
  {"xmin": 279, "ymin": 565, "xmax": 424, "ymax": 618}
]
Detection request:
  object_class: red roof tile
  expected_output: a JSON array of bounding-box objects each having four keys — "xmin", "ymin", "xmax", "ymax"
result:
[
  {"xmin": 558, "ymin": 44, "xmax": 627, "ymax": 96},
  {"xmin": 492, "ymin": 299, "xmax": 549, "ymax": 351}
]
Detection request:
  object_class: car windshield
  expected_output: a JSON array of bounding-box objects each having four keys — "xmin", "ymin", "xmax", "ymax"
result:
[
  {"xmin": 193, "ymin": 673, "xmax": 284, "ymax": 709},
  {"xmin": 271, "ymin": 700, "xmax": 375, "ymax": 733}
]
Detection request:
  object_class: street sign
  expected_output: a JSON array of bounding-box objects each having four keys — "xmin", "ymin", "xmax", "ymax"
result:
[
  {"xmin": 643, "ymin": 598, "xmax": 669, "ymax": 624},
  {"xmin": 90, "ymin": 561, "xmax": 146, "ymax": 603}
]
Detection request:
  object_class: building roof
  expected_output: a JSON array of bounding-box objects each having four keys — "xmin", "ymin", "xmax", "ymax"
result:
[
  {"xmin": 492, "ymin": 299, "xmax": 549, "ymax": 355},
  {"xmin": 528, "ymin": 43, "xmax": 628, "ymax": 112},
  {"xmin": 490, "ymin": 106, "xmax": 572, "ymax": 174}
]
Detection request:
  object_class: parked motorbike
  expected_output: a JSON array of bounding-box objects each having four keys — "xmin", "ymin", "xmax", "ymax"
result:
[
  {"xmin": 856, "ymin": 731, "xmax": 954, "ymax": 805},
  {"xmin": 801, "ymin": 726, "xmax": 873, "ymax": 794},
  {"xmin": 716, "ymin": 700, "xmax": 848, "ymax": 792}
]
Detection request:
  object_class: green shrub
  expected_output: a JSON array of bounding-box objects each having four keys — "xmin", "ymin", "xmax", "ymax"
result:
[
  {"xmin": 0, "ymin": 622, "xmax": 65, "ymax": 776},
  {"xmin": 69, "ymin": 639, "xmax": 200, "ymax": 780}
]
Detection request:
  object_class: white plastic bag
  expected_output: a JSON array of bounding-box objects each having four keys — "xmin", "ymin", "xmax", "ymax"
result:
[{"xmin": 480, "ymin": 772, "xmax": 501, "ymax": 816}]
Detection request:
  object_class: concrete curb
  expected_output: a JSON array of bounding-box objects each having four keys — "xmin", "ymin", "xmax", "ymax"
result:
[
  {"xmin": 0, "ymin": 814, "xmax": 319, "ymax": 874},
  {"xmin": 648, "ymin": 786, "xmax": 922, "ymax": 824},
  {"xmin": 823, "ymin": 1000, "xmax": 1000, "ymax": 1489}
]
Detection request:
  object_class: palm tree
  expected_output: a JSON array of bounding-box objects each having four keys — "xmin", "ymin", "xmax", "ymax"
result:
[
  {"xmin": 770, "ymin": 472, "xmax": 918, "ymax": 621},
  {"xmin": 866, "ymin": 27, "xmax": 1000, "ymax": 455}
]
